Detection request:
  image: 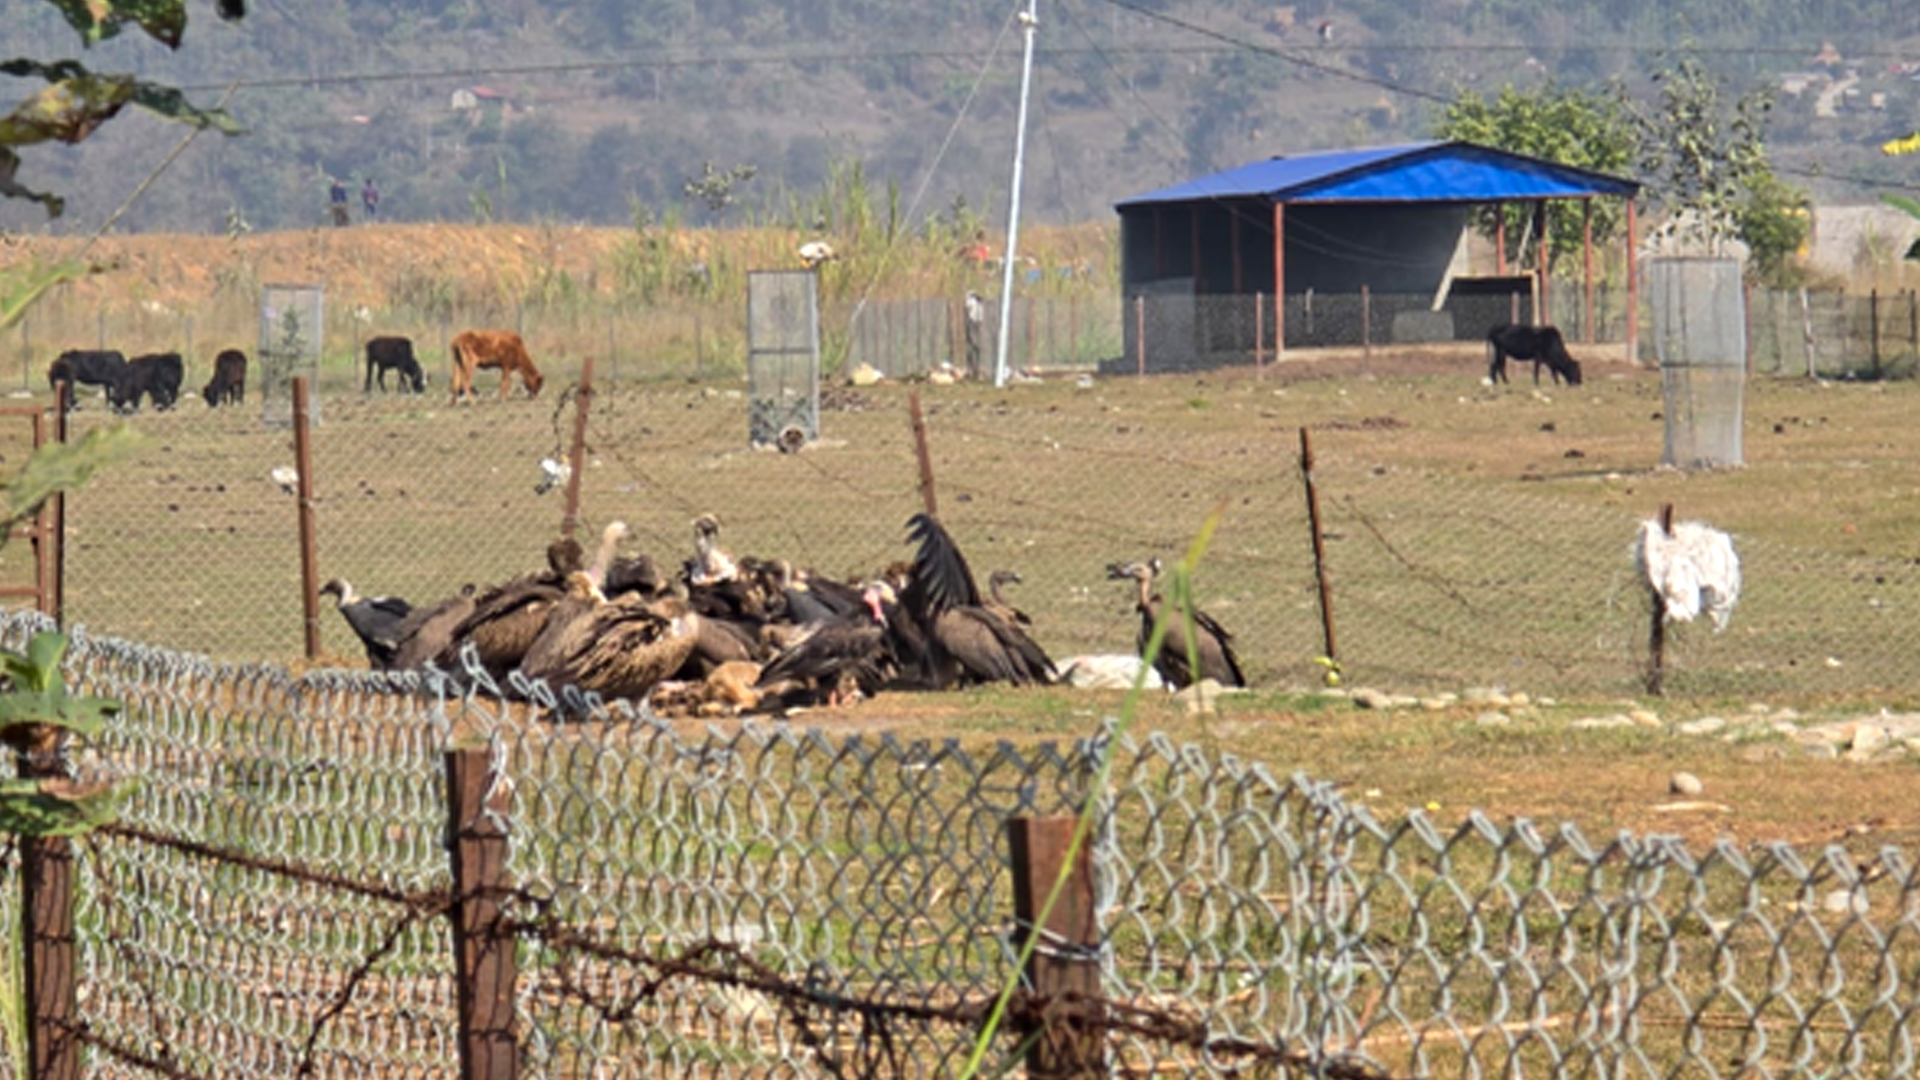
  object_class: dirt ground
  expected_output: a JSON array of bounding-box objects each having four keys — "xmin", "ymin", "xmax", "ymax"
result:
[{"xmin": 15, "ymin": 226, "xmax": 1920, "ymax": 858}]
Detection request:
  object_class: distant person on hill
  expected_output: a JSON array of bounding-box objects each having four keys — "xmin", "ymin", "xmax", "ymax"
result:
[
  {"xmin": 328, "ymin": 177, "xmax": 349, "ymax": 227},
  {"xmin": 362, "ymin": 178, "xmax": 379, "ymax": 220}
]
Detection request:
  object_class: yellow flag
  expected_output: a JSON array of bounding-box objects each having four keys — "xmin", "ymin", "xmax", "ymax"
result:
[{"xmin": 1884, "ymin": 132, "xmax": 1920, "ymax": 156}]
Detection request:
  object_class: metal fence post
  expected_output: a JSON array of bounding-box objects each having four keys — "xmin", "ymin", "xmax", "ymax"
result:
[
  {"xmin": 1646, "ymin": 502, "xmax": 1675, "ymax": 696},
  {"xmin": 446, "ymin": 745, "xmax": 519, "ymax": 1080},
  {"xmin": 1006, "ymin": 815, "xmax": 1103, "ymax": 1080},
  {"xmin": 1871, "ymin": 288, "xmax": 1882, "ymax": 378}
]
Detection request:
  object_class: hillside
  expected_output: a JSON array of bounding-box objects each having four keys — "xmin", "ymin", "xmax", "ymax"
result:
[{"xmin": 1, "ymin": 0, "xmax": 1917, "ymax": 239}]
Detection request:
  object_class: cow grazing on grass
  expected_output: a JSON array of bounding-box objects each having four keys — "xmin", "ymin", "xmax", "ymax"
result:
[
  {"xmin": 47, "ymin": 350, "xmax": 127, "ymax": 409},
  {"xmin": 111, "ymin": 352, "xmax": 185, "ymax": 413},
  {"xmin": 1487, "ymin": 324, "xmax": 1582, "ymax": 387},
  {"xmin": 202, "ymin": 349, "xmax": 247, "ymax": 407},
  {"xmin": 365, "ymin": 335, "xmax": 425, "ymax": 393},
  {"xmin": 449, "ymin": 330, "xmax": 544, "ymax": 402}
]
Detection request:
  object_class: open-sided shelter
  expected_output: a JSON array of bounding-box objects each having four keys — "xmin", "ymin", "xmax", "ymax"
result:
[{"xmin": 1113, "ymin": 140, "xmax": 1642, "ymax": 371}]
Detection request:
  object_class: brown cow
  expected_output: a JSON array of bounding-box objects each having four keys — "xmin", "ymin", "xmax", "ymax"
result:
[{"xmin": 449, "ymin": 330, "xmax": 545, "ymax": 402}]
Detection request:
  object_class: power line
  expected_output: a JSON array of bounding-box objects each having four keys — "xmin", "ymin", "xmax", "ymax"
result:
[{"xmin": 174, "ymin": 36, "xmax": 1909, "ymax": 95}]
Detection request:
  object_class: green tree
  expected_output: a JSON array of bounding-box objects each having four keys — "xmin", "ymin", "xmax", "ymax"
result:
[
  {"xmin": 1433, "ymin": 82, "xmax": 1638, "ymax": 272},
  {"xmin": 1633, "ymin": 55, "xmax": 1807, "ymax": 282}
]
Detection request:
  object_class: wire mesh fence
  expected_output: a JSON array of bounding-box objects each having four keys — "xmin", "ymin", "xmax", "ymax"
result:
[
  {"xmin": 5, "ymin": 608, "xmax": 1920, "ymax": 1079},
  {"xmin": 37, "ymin": 358, "xmax": 1920, "ymax": 702}
]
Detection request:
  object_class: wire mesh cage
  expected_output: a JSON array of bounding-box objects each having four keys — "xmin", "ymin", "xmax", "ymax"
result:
[
  {"xmin": 1649, "ymin": 257, "xmax": 1746, "ymax": 468},
  {"xmin": 259, "ymin": 283, "xmax": 325, "ymax": 427},
  {"xmin": 746, "ymin": 270, "xmax": 820, "ymax": 449}
]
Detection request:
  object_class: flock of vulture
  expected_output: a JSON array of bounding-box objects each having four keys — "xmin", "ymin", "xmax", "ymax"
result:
[{"xmin": 321, "ymin": 513, "xmax": 1247, "ymax": 716}]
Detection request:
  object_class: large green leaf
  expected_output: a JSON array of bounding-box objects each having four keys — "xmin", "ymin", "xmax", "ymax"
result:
[
  {"xmin": 0, "ymin": 58, "xmax": 242, "ymax": 147},
  {"xmin": 40, "ymin": 0, "xmax": 188, "ymax": 48},
  {"xmin": 0, "ymin": 146, "xmax": 62, "ymax": 216},
  {"xmin": 0, "ymin": 778, "xmax": 128, "ymax": 838},
  {"xmin": 2, "ymin": 424, "xmax": 145, "ymax": 527},
  {"xmin": 1883, "ymin": 194, "xmax": 1920, "ymax": 221}
]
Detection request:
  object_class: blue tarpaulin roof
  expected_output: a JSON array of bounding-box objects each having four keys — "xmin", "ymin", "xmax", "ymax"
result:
[{"xmin": 1115, "ymin": 140, "xmax": 1640, "ymax": 208}]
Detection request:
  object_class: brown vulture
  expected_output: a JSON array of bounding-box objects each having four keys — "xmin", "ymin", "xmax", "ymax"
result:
[
  {"xmin": 520, "ymin": 573, "xmax": 700, "ymax": 702},
  {"xmin": 894, "ymin": 513, "xmax": 1056, "ymax": 689},
  {"xmin": 443, "ymin": 523, "xmax": 627, "ymax": 680},
  {"xmin": 1106, "ymin": 558, "xmax": 1246, "ymax": 690}
]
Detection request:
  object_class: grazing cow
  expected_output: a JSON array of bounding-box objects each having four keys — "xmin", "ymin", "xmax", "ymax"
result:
[
  {"xmin": 47, "ymin": 349, "xmax": 128, "ymax": 409},
  {"xmin": 448, "ymin": 330, "xmax": 544, "ymax": 402},
  {"xmin": 202, "ymin": 349, "xmax": 247, "ymax": 407},
  {"xmin": 1487, "ymin": 324, "xmax": 1583, "ymax": 387},
  {"xmin": 364, "ymin": 335, "xmax": 425, "ymax": 394},
  {"xmin": 110, "ymin": 352, "xmax": 185, "ymax": 413}
]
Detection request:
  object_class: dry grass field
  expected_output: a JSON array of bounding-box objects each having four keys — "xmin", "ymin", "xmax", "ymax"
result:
[{"xmin": 7, "ymin": 226, "xmax": 1920, "ymax": 857}]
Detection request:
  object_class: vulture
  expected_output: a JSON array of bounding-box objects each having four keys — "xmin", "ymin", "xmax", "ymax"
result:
[
  {"xmin": 687, "ymin": 514, "xmax": 739, "ymax": 586},
  {"xmin": 520, "ymin": 573, "xmax": 700, "ymax": 702},
  {"xmin": 319, "ymin": 579, "xmax": 412, "ymax": 670},
  {"xmin": 444, "ymin": 525, "xmax": 619, "ymax": 681},
  {"xmin": 893, "ymin": 514, "xmax": 1056, "ymax": 689},
  {"xmin": 1106, "ymin": 558, "xmax": 1246, "ymax": 690},
  {"xmin": 391, "ymin": 584, "xmax": 479, "ymax": 673},
  {"xmin": 985, "ymin": 569, "xmax": 1033, "ymax": 626},
  {"xmin": 755, "ymin": 582, "xmax": 897, "ymax": 707}
]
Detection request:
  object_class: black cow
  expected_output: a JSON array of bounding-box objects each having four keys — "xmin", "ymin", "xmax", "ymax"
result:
[
  {"xmin": 202, "ymin": 349, "xmax": 247, "ymax": 407},
  {"xmin": 110, "ymin": 352, "xmax": 185, "ymax": 413},
  {"xmin": 1487, "ymin": 324, "xmax": 1583, "ymax": 387},
  {"xmin": 47, "ymin": 349, "xmax": 128, "ymax": 409},
  {"xmin": 365, "ymin": 336, "xmax": 425, "ymax": 393}
]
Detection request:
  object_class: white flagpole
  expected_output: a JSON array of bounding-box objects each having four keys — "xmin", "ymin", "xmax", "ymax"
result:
[{"xmin": 993, "ymin": 0, "xmax": 1039, "ymax": 389}]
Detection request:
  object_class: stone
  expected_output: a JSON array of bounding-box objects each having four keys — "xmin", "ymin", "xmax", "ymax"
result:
[
  {"xmin": 1507, "ymin": 692, "xmax": 1531, "ymax": 708},
  {"xmin": 1669, "ymin": 771, "xmax": 1705, "ymax": 796},
  {"xmin": 1803, "ymin": 742, "xmax": 1839, "ymax": 760},
  {"xmin": 1476, "ymin": 712, "xmax": 1511, "ymax": 727},
  {"xmin": 1571, "ymin": 715, "xmax": 1635, "ymax": 730},
  {"xmin": 1677, "ymin": 717, "xmax": 1728, "ymax": 737},
  {"xmin": 1849, "ymin": 724, "xmax": 1890, "ymax": 755},
  {"xmin": 1350, "ymin": 687, "xmax": 1392, "ymax": 710},
  {"xmin": 1821, "ymin": 889, "xmax": 1868, "ymax": 916},
  {"xmin": 1628, "ymin": 709, "xmax": 1663, "ymax": 728}
]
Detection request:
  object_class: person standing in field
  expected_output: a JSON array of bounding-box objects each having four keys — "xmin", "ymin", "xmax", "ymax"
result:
[
  {"xmin": 362, "ymin": 178, "xmax": 379, "ymax": 220},
  {"xmin": 328, "ymin": 176, "xmax": 349, "ymax": 227}
]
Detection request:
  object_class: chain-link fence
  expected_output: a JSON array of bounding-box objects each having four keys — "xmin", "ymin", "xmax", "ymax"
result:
[
  {"xmin": 38, "ymin": 364, "xmax": 1920, "ymax": 701},
  {"xmin": 4, "ymin": 607, "xmax": 1920, "ymax": 1080}
]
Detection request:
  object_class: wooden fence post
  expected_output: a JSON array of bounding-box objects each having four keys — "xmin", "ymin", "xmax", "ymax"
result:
[
  {"xmin": 293, "ymin": 377, "xmax": 321, "ymax": 661},
  {"xmin": 560, "ymin": 356, "xmax": 595, "ymax": 541},
  {"xmin": 1299, "ymin": 427, "xmax": 1338, "ymax": 669},
  {"xmin": 1646, "ymin": 503, "xmax": 1675, "ymax": 696},
  {"xmin": 909, "ymin": 391, "xmax": 938, "ymax": 518},
  {"xmin": 22, "ymin": 829, "xmax": 79, "ymax": 1080},
  {"xmin": 1870, "ymin": 288, "xmax": 1882, "ymax": 378},
  {"xmin": 1134, "ymin": 296, "xmax": 1146, "ymax": 378},
  {"xmin": 1006, "ymin": 816, "xmax": 1103, "ymax": 1080},
  {"xmin": 446, "ymin": 745, "xmax": 519, "ymax": 1080}
]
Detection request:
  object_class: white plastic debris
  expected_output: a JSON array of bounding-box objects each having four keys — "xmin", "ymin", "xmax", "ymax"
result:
[
  {"xmin": 534, "ymin": 457, "xmax": 571, "ymax": 495},
  {"xmin": 1634, "ymin": 519, "xmax": 1741, "ymax": 631},
  {"xmin": 269, "ymin": 465, "xmax": 299, "ymax": 495}
]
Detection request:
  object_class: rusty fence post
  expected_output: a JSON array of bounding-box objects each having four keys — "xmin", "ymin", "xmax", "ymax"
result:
[
  {"xmin": 447, "ymin": 745, "xmax": 519, "ymax": 1080},
  {"xmin": 1006, "ymin": 816, "xmax": 1104, "ymax": 1080},
  {"xmin": 560, "ymin": 356, "xmax": 595, "ymax": 541},
  {"xmin": 293, "ymin": 377, "xmax": 321, "ymax": 660},
  {"xmin": 51, "ymin": 381, "xmax": 68, "ymax": 624},
  {"xmin": 1646, "ymin": 502, "xmax": 1676, "ymax": 696},
  {"xmin": 23, "ymin": 827, "xmax": 79, "ymax": 1080},
  {"xmin": 908, "ymin": 390, "xmax": 938, "ymax": 518},
  {"xmin": 1299, "ymin": 427, "xmax": 1338, "ymax": 670}
]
